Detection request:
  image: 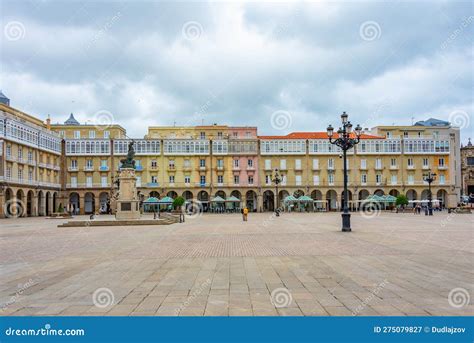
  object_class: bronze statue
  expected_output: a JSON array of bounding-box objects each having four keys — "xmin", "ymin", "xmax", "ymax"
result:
[{"xmin": 120, "ymin": 141, "xmax": 136, "ymax": 169}]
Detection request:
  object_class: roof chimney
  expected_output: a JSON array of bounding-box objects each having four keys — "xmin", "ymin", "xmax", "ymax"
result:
[{"xmin": 46, "ymin": 115, "xmax": 51, "ymax": 130}]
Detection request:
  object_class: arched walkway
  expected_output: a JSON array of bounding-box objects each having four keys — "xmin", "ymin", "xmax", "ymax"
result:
[
  {"xmin": 389, "ymin": 189, "xmax": 400, "ymax": 197},
  {"xmin": 326, "ymin": 190, "xmax": 338, "ymax": 210},
  {"xmin": 45, "ymin": 191, "xmax": 51, "ymax": 216},
  {"xmin": 84, "ymin": 192, "xmax": 95, "ymax": 214},
  {"xmin": 149, "ymin": 191, "xmax": 160, "ymax": 198},
  {"xmin": 263, "ymin": 190, "xmax": 275, "ymax": 211},
  {"xmin": 437, "ymin": 189, "xmax": 448, "ymax": 208},
  {"xmin": 27, "ymin": 190, "xmax": 34, "ymax": 216},
  {"xmin": 53, "ymin": 192, "xmax": 58, "ymax": 213},
  {"xmin": 406, "ymin": 189, "xmax": 417, "ymax": 201},
  {"xmin": 374, "ymin": 189, "xmax": 384, "ymax": 196},
  {"xmin": 16, "ymin": 190, "xmax": 25, "ymax": 217},
  {"xmin": 215, "ymin": 190, "xmax": 226, "ymax": 199},
  {"xmin": 197, "ymin": 191, "xmax": 209, "ymax": 212},
  {"xmin": 421, "ymin": 189, "xmax": 430, "ymax": 200},
  {"xmin": 99, "ymin": 192, "xmax": 109, "ymax": 214},
  {"xmin": 358, "ymin": 189, "xmax": 370, "ymax": 201},
  {"xmin": 167, "ymin": 191, "xmax": 178, "ymax": 199},
  {"xmin": 246, "ymin": 190, "xmax": 257, "ymax": 211},
  {"xmin": 68, "ymin": 193, "xmax": 80, "ymax": 214},
  {"xmin": 183, "ymin": 191, "xmax": 193, "ymax": 200}
]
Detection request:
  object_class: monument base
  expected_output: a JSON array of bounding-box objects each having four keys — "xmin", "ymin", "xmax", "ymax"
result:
[{"xmin": 115, "ymin": 200, "xmax": 141, "ymax": 220}]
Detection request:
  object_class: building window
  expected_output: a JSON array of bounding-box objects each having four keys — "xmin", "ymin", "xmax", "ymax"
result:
[
  {"xmin": 151, "ymin": 175, "xmax": 158, "ymax": 183},
  {"xmin": 217, "ymin": 175, "xmax": 223, "ymax": 184},
  {"xmin": 403, "ymin": 132, "xmax": 408, "ymax": 138},
  {"xmin": 439, "ymin": 174, "xmax": 445, "ymax": 184},
  {"xmin": 328, "ymin": 158, "xmax": 334, "ymax": 170},
  {"xmin": 6, "ymin": 166, "xmax": 11, "ymax": 179},
  {"xmin": 184, "ymin": 176, "xmax": 190, "ymax": 184},
  {"xmin": 376, "ymin": 174, "xmax": 382, "ymax": 185},
  {"xmin": 28, "ymin": 151, "xmax": 33, "ymax": 163},
  {"xmin": 200, "ymin": 132, "xmax": 206, "ymax": 139},
  {"xmin": 265, "ymin": 175, "xmax": 271, "ymax": 185},
  {"xmin": 86, "ymin": 159, "xmax": 93, "ymax": 169},
  {"xmin": 361, "ymin": 174, "xmax": 367, "ymax": 185},
  {"xmin": 200, "ymin": 175, "xmax": 206, "ymax": 185},
  {"xmin": 184, "ymin": 159, "xmax": 190, "ymax": 168},
  {"xmin": 18, "ymin": 168, "xmax": 23, "ymax": 180},
  {"xmin": 168, "ymin": 159, "xmax": 175, "ymax": 168},
  {"xmin": 136, "ymin": 176, "xmax": 141, "ymax": 187},
  {"xmin": 280, "ymin": 159, "xmax": 286, "ymax": 170},
  {"xmin": 151, "ymin": 160, "xmax": 157, "ymax": 168},
  {"xmin": 265, "ymin": 159, "xmax": 271, "ymax": 170},
  {"xmin": 360, "ymin": 159, "xmax": 367, "ymax": 169},
  {"xmin": 375, "ymin": 158, "xmax": 382, "ymax": 169},
  {"xmin": 103, "ymin": 131, "xmax": 110, "ymax": 139},
  {"xmin": 18, "ymin": 148, "xmax": 23, "ymax": 160},
  {"xmin": 234, "ymin": 175, "xmax": 240, "ymax": 185},
  {"xmin": 101, "ymin": 176, "xmax": 108, "ymax": 187},
  {"xmin": 282, "ymin": 175, "xmax": 287, "ymax": 185},
  {"xmin": 248, "ymin": 176, "xmax": 254, "ymax": 185},
  {"xmin": 408, "ymin": 158, "xmax": 414, "ymax": 167},
  {"xmin": 217, "ymin": 159, "xmax": 224, "ymax": 168},
  {"xmin": 390, "ymin": 158, "xmax": 397, "ymax": 167},
  {"xmin": 6, "ymin": 145, "xmax": 11, "ymax": 157},
  {"xmin": 74, "ymin": 131, "xmax": 81, "ymax": 139},
  {"xmin": 391, "ymin": 175, "xmax": 397, "ymax": 185},
  {"xmin": 86, "ymin": 176, "xmax": 92, "ymax": 187},
  {"xmin": 312, "ymin": 159, "xmax": 319, "ymax": 169},
  {"xmin": 295, "ymin": 175, "xmax": 302, "ymax": 186},
  {"xmin": 438, "ymin": 158, "xmax": 445, "ymax": 167},
  {"xmin": 217, "ymin": 132, "xmax": 223, "ymax": 139},
  {"xmin": 313, "ymin": 175, "xmax": 320, "ymax": 185},
  {"xmin": 89, "ymin": 130, "xmax": 96, "ymax": 138},
  {"xmin": 407, "ymin": 174, "xmax": 414, "ymax": 185},
  {"xmin": 423, "ymin": 158, "xmax": 429, "ymax": 168},
  {"xmin": 386, "ymin": 132, "xmax": 392, "ymax": 139},
  {"xmin": 247, "ymin": 159, "xmax": 253, "ymax": 167},
  {"xmin": 59, "ymin": 130, "xmax": 65, "ymax": 138},
  {"xmin": 101, "ymin": 159, "xmax": 107, "ymax": 168},
  {"xmin": 28, "ymin": 170, "xmax": 33, "ymax": 182},
  {"xmin": 234, "ymin": 159, "xmax": 239, "ymax": 168},
  {"xmin": 71, "ymin": 176, "xmax": 77, "ymax": 187},
  {"xmin": 328, "ymin": 173, "xmax": 334, "ymax": 185},
  {"xmin": 169, "ymin": 175, "xmax": 175, "ymax": 184},
  {"xmin": 295, "ymin": 159, "xmax": 301, "ymax": 170},
  {"xmin": 199, "ymin": 159, "xmax": 206, "ymax": 167},
  {"xmin": 467, "ymin": 157, "xmax": 474, "ymax": 166}
]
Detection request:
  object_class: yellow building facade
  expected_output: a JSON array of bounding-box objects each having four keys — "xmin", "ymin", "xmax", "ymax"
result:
[{"xmin": 0, "ymin": 97, "xmax": 462, "ymax": 217}]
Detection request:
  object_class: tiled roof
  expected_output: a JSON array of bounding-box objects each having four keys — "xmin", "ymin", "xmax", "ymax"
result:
[{"xmin": 258, "ymin": 132, "xmax": 384, "ymax": 139}]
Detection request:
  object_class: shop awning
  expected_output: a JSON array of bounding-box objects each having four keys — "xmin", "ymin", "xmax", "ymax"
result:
[{"xmin": 211, "ymin": 196, "xmax": 225, "ymax": 203}]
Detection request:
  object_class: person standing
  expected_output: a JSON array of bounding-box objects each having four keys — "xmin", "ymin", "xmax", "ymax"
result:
[{"xmin": 243, "ymin": 207, "xmax": 249, "ymax": 221}]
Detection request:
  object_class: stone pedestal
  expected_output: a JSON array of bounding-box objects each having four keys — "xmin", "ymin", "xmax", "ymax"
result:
[{"xmin": 115, "ymin": 168, "xmax": 141, "ymax": 220}]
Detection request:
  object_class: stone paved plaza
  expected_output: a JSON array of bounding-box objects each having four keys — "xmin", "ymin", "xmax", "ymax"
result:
[{"xmin": 0, "ymin": 211, "xmax": 473, "ymax": 316}]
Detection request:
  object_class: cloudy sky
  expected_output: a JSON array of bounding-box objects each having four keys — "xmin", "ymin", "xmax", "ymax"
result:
[{"xmin": 1, "ymin": 1, "xmax": 472, "ymax": 140}]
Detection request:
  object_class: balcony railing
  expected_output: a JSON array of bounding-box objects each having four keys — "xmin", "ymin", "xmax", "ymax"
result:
[
  {"xmin": 146, "ymin": 182, "xmax": 159, "ymax": 187},
  {"xmin": 66, "ymin": 182, "xmax": 110, "ymax": 188},
  {"xmin": 68, "ymin": 166, "xmax": 79, "ymax": 172},
  {"xmin": 84, "ymin": 166, "xmax": 94, "ymax": 171},
  {"xmin": 1, "ymin": 176, "xmax": 60, "ymax": 188},
  {"xmin": 99, "ymin": 166, "xmax": 109, "ymax": 171}
]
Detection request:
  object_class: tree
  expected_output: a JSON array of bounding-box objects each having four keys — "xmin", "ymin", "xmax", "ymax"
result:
[
  {"xmin": 57, "ymin": 203, "xmax": 64, "ymax": 213},
  {"xmin": 172, "ymin": 196, "xmax": 185, "ymax": 209},
  {"xmin": 396, "ymin": 195, "xmax": 409, "ymax": 207}
]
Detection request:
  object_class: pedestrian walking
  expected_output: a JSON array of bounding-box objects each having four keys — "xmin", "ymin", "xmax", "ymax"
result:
[{"xmin": 243, "ymin": 207, "xmax": 249, "ymax": 221}]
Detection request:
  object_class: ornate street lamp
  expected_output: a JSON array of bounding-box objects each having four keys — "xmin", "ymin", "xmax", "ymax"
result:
[
  {"xmin": 423, "ymin": 171, "xmax": 437, "ymax": 216},
  {"xmin": 327, "ymin": 112, "xmax": 362, "ymax": 232},
  {"xmin": 272, "ymin": 168, "xmax": 282, "ymax": 217}
]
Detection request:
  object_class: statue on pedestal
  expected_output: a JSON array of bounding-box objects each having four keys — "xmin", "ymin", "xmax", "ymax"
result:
[{"xmin": 120, "ymin": 141, "xmax": 136, "ymax": 169}]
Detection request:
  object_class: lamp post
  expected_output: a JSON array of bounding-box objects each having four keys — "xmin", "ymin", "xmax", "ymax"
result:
[
  {"xmin": 327, "ymin": 112, "xmax": 362, "ymax": 232},
  {"xmin": 272, "ymin": 168, "xmax": 282, "ymax": 216},
  {"xmin": 423, "ymin": 171, "xmax": 436, "ymax": 216}
]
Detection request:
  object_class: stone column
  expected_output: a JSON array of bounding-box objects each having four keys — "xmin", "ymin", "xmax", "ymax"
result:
[
  {"xmin": 257, "ymin": 194, "xmax": 263, "ymax": 212},
  {"xmin": 31, "ymin": 195, "xmax": 38, "ymax": 217},
  {"xmin": 48, "ymin": 194, "xmax": 54, "ymax": 216},
  {"xmin": 39, "ymin": 194, "xmax": 46, "ymax": 216},
  {"xmin": 79, "ymin": 195, "xmax": 85, "ymax": 215},
  {"xmin": 94, "ymin": 194, "xmax": 101, "ymax": 214}
]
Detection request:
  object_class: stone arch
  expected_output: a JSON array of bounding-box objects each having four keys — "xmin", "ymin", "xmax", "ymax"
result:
[
  {"xmin": 215, "ymin": 190, "xmax": 226, "ymax": 199},
  {"xmin": 245, "ymin": 190, "xmax": 257, "ymax": 211},
  {"xmin": 263, "ymin": 190, "xmax": 275, "ymax": 211},
  {"xmin": 84, "ymin": 192, "xmax": 95, "ymax": 214},
  {"xmin": 278, "ymin": 190, "xmax": 290, "ymax": 203},
  {"xmin": 389, "ymin": 189, "xmax": 400, "ymax": 197},
  {"xmin": 149, "ymin": 191, "xmax": 160, "ymax": 198},
  {"xmin": 197, "ymin": 191, "xmax": 209, "ymax": 212},
  {"xmin": 45, "ymin": 191, "xmax": 51, "ymax": 216},
  {"xmin": 37, "ymin": 190, "xmax": 44, "ymax": 216},
  {"xmin": 182, "ymin": 190, "xmax": 193, "ymax": 200},
  {"xmin": 358, "ymin": 189, "xmax": 370, "ymax": 200},
  {"xmin": 421, "ymin": 189, "xmax": 430, "ymax": 200},
  {"xmin": 311, "ymin": 190, "xmax": 322, "ymax": 200},
  {"xmin": 436, "ymin": 189, "xmax": 448, "ymax": 208},
  {"xmin": 406, "ymin": 189, "xmax": 417, "ymax": 201},
  {"xmin": 326, "ymin": 189, "xmax": 338, "ymax": 210},
  {"xmin": 374, "ymin": 189, "xmax": 385, "ymax": 196},
  {"xmin": 27, "ymin": 190, "xmax": 34, "ymax": 216},
  {"xmin": 69, "ymin": 192, "xmax": 80, "ymax": 215},
  {"xmin": 294, "ymin": 189, "xmax": 305, "ymax": 198},
  {"xmin": 16, "ymin": 189, "xmax": 25, "ymax": 217},
  {"xmin": 167, "ymin": 191, "xmax": 178, "ymax": 199},
  {"xmin": 99, "ymin": 192, "xmax": 109, "ymax": 213},
  {"xmin": 230, "ymin": 190, "xmax": 241, "ymax": 199}
]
